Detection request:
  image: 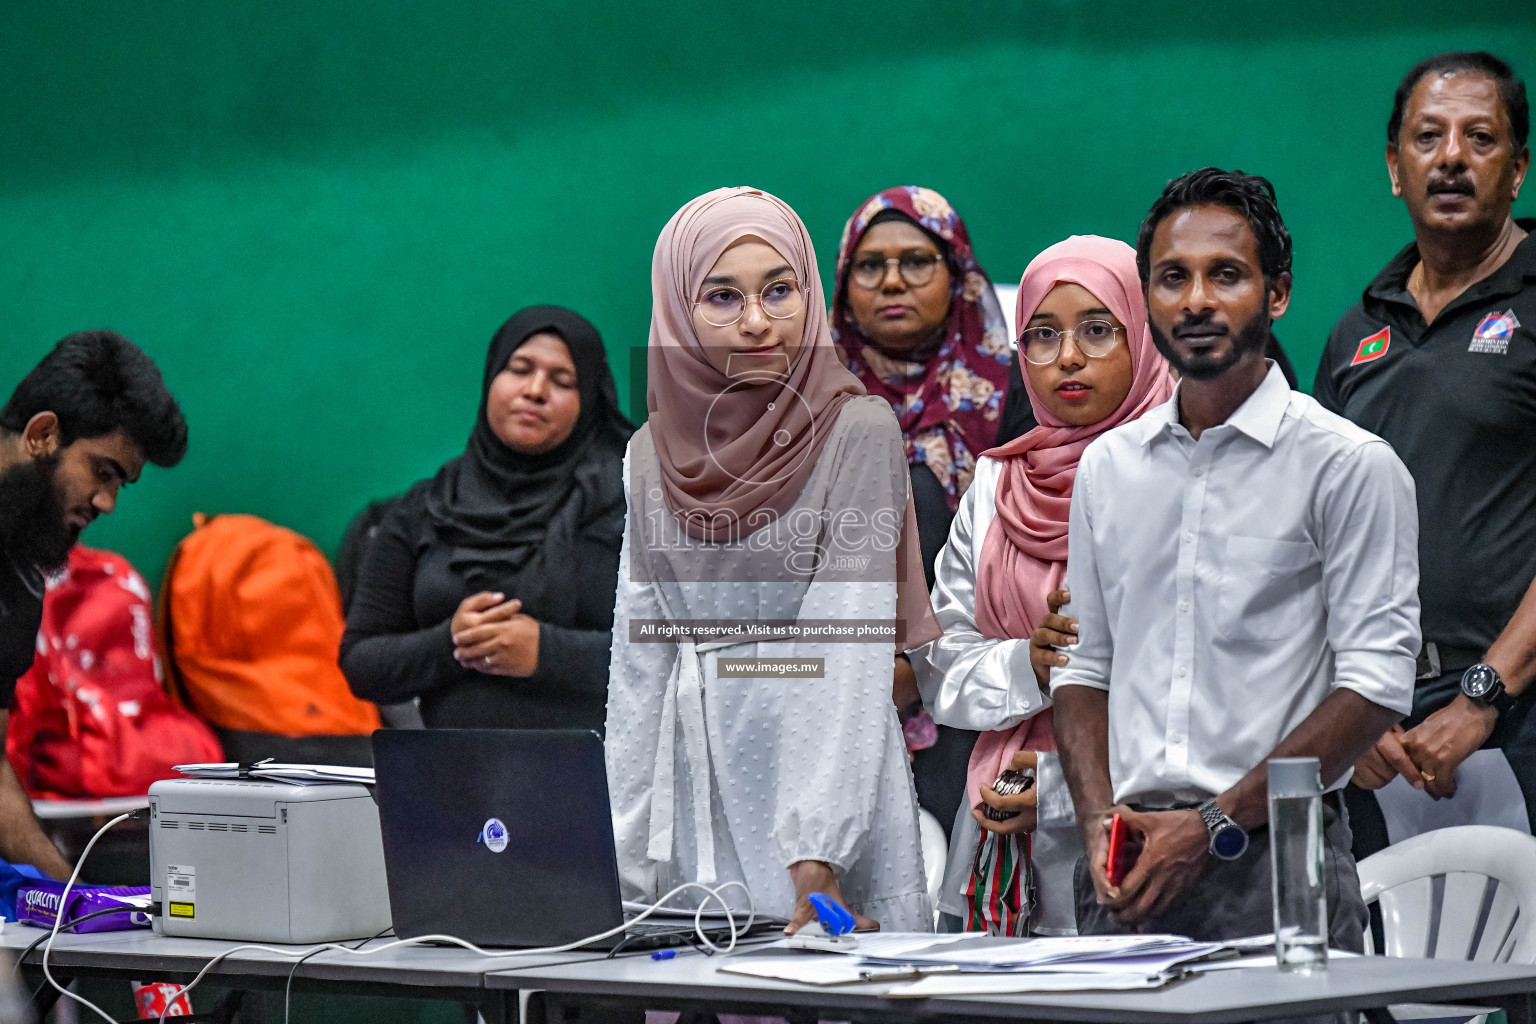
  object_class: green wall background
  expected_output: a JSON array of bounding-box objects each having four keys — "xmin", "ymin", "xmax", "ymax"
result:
[{"xmin": 4, "ymin": 1, "xmax": 1534, "ymax": 587}]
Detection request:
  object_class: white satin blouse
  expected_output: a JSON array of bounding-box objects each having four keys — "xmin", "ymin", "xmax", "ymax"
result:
[{"xmin": 908, "ymin": 455, "xmax": 1082, "ymax": 933}]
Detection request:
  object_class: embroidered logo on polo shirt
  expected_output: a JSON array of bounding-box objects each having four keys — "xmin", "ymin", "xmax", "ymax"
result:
[
  {"xmin": 1350, "ymin": 326, "xmax": 1391, "ymax": 366},
  {"xmin": 1470, "ymin": 309, "xmax": 1519, "ymax": 354}
]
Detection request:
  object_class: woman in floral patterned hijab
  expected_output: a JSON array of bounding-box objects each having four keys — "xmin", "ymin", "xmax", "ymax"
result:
[
  {"xmin": 836, "ymin": 186, "xmax": 1025, "ymax": 840},
  {"xmin": 832, "ymin": 186, "xmax": 1018, "ymax": 517}
]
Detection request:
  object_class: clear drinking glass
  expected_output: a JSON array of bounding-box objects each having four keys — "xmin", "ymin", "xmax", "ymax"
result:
[{"xmin": 1269, "ymin": 757, "xmax": 1328, "ymax": 973}]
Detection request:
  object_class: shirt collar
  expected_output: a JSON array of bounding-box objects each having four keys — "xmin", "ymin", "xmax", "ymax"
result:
[
  {"xmin": 1144, "ymin": 361, "xmax": 1290, "ymax": 448},
  {"xmin": 1140, "ymin": 389, "xmax": 1182, "ymax": 445},
  {"xmin": 1366, "ymin": 216, "xmax": 1536, "ymax": 308}
]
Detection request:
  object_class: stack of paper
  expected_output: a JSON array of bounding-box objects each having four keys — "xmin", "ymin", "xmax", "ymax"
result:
[
  {"xmin": 883, "ymin": 971, "xmax": 1175, "ymax": 998},
  {"xmin": 858, "ymin": 933, "xmax": 1229, "ymax": 974},
  {"xmin": 173, "ymin": 762, "xmax": 375, "ymax": 786},
  {"xmin": 717, "ymin": 931, "xmax": 1252, "ymax": 994}
]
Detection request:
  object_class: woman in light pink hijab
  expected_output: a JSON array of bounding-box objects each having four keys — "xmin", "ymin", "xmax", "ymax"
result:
[
  {"xmin": 909, "ymin": 235, "xmax": 1174, "ymax": 934},
  {"xmin": 607, "ymin": 187, "xmax": 941, "ymax": 935}
]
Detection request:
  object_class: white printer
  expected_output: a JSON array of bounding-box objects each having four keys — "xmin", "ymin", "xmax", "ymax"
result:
[{"xmin": 149, "ymin": 777, "xmax": 392, "ymax": 943}]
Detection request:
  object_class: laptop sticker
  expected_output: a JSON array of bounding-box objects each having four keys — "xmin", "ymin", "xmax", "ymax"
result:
[{"xmin": 479, "ymin": 818, "xmax": 509, "ymax": 853}]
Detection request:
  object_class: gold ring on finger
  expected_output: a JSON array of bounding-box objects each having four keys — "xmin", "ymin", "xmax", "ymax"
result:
[{"xmin": 1420, "ymin": 770, "xmax": 1436, "ymax": 782}]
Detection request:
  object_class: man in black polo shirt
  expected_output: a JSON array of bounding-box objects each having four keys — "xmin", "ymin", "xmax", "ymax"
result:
[
  {"xmin": 0, "ymin": 331, "xmax": 187, "ymax": 878},
  {"xmin": 1314, "ymin": 51, "xmax": 1535, "ymax": 851}
]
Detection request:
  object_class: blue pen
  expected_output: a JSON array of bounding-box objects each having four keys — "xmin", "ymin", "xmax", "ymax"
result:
[{"xmin": 651, "ymin": 949, "xmax": 677, "ymax": 961}]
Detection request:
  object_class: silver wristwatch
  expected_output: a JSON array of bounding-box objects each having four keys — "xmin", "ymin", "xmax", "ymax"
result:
[{"xmin": 1196, "ymin": 798, "xmax": 1249, "ymax": 861}]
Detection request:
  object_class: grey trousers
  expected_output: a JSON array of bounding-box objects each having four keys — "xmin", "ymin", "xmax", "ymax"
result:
[{"xmin": 1073, "ymin": 801, "xmax": 1367, "ymax": 953}]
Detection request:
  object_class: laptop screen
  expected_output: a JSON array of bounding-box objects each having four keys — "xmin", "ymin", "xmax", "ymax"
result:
[{"xmin": 372, "ymin": 728, "xmax": 626, "ymax": 947}]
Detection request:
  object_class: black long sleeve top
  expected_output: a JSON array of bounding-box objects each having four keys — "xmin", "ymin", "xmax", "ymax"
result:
[{"xmin": 340, "ymin": 483, "xmax": 621, "ymax": 731}]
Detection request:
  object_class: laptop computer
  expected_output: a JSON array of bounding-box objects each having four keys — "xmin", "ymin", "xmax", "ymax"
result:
[{"xmin": 372, "ymin": 728, "xmax": 774, "ymax": 950}]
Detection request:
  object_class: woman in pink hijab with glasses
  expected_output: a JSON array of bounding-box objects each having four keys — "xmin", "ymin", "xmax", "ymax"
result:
[
  {"xmin": 909, "ymin": 235, "xmax": 1175, "ymax": 935},
  {"xmin": 605, "ymin": 187, "xmax": 942, "ymax": 934}
]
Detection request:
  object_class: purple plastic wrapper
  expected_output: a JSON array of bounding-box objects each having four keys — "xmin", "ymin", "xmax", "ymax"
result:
[{"xmin": 15, "ymin": 880, "xmax": 152, "ymax": 933}]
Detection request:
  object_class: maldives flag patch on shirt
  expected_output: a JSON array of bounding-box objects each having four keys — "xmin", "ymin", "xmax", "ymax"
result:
[
  {"xmin": 1470, "ymin": 309, "xmax": 1519, "ymax": 354},
  {"xmin": 1351, "ymin": 326, "xmax": 1391, "ymax": 366}
]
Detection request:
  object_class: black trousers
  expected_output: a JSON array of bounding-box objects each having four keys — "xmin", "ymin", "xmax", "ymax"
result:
[
  {"xmin": 1348, "ymin": 667, "xmax": 1536, "ymax": 863},
  {"xmin": 1073, "ymin": 800, "xmax": 1366, "ymax": 953},
  {"xmin": 906, "ymin": 461, "xmax": 979, "ymax": 839}
]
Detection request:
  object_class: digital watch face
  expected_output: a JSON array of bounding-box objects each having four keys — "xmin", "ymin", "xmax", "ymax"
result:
[{"xmin": 1212, "ymin": 824, "xmax": 1249, "ymax": 861}]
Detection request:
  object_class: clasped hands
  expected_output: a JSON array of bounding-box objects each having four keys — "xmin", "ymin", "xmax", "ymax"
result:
[
  {"xmin": 1353, "ymin": 695, "xmax": 1498, "ymax": 800},
  {"xmin": 451, "ymin": 592, "xmax": 540, "ymax": 677}
]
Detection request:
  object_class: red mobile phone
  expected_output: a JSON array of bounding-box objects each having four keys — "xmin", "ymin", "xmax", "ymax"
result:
[{"xmin": 1106, "ymin": 813, "xmax": 1143, "ymax": 887}]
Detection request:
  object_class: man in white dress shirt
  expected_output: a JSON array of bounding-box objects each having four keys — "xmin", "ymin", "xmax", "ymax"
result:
[{"xmin": 1052, "ymin": 168, "xmax": 1421, "ymax": 946}]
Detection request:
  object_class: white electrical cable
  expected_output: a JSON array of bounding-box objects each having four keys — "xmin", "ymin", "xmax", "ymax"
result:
[
  {"xmin": 40, "ymin": 810, "xmax": 137, "ymax": 1024},
  {"xmin": 36, "ymin": 811, "xmax": 764, "ymax": 1024},
  {"xmin": 159, "ymin": 879, "xmax": 759, "ymax": 1023}
]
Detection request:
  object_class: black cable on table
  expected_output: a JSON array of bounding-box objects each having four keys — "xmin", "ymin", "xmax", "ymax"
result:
[
  {"xmin": 283, "ymin": 926, "xmax": 394, "ymax": 1024},
  {"xmin": 281, "ymin": 948, "xmax": 324, "ymax": 1024},
  {"xmin": 14, "ymin": 907, "xmax": 137, "ymax": 975},
  {"xmin": 18, "ymin": 905, "xmax": 143, "ymax": 1010}
]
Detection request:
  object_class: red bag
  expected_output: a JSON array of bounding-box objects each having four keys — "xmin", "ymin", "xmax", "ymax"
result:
[{"xmin": 7, "ymin": 546, "xmax": 223, "ymax": 799}]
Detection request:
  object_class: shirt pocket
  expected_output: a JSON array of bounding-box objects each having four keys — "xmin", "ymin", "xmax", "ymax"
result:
[{"xmin": 1217, "ymin": 536, "xmax": 1318, "ymax": 642}]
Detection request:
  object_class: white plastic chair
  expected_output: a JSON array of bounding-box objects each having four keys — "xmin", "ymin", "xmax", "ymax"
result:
[
  {"xmin": 918, "ymin": 807, "xmax": 948, "ymax": 923},
  {"xmin": 1357, "ymin": 825, "xmax": 1536, "ymax": 963},
  {"xmin": 993, "ymin": 282, "xmax": 1019, "ymax": 342}
]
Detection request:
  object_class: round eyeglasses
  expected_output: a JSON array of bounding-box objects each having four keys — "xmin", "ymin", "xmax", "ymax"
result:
[
  {"xmin": 1019, "ymin": 320, "xmax": 1124, "ymax": 365},
  {"xmin": 848, "ymin": 252, "xmax": 945, "ymax": 290},
  {"xmin": 694, "ymin": 279, "xmax": 805, "ymax": 327}
]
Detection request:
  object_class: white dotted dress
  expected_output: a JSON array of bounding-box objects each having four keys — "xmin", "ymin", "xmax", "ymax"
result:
[{"xmin": 605, "ymin": 397, "xmax": 932, "ymax": 930}]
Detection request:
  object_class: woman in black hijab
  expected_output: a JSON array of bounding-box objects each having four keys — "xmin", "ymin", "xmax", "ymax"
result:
[{"xmin": 342, "ymin": 307, "xmax": 634, "ymax": 730}]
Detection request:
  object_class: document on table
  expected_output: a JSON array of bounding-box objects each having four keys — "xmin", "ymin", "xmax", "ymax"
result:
[
  {"xmin": 718, "ymin": 956, "xmax": 900, "ymax": 986},
  {"xmin": 714, "ymin": 932, "xmax": 1229, "ymax": 988},
  {"xmin": 173, "ymin": 762, "xmax": 375, "ymax": 785},
  {"xmin": 715, "ymin": 936, "xmax": 978, "ymax": 987},
  {"xmin": 842, "ymin": 933, "xmax": 984, "ymax": 958},
  {"xmin": 857, "ymin": 933, "xmax": 1228, "ymax": 971},
  {"xmin": 1186, "ymin": 949, "xmax": 1360, "ymax": 972},
  {"xmin": 882, "ymin": 970, "xmax": 1177, "ymax": 998},
  {"xmin": 716, "ymin": 957, "xmax": 1177, "ymax": 992}
]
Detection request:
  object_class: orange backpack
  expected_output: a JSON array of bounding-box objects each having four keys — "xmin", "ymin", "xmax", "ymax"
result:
[{"xmin": 157, "ymin": 514, "xmax": 380, "ymax": 737}]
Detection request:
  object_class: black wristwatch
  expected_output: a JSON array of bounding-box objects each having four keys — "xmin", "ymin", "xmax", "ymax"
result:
[
  {"xmin": 1461, "ymin": 662, "xmax": 1517, "ymax": 714},
  {"xmin": 1196, "ymin": 798, "xmax": 1249, "ymax": 861}
]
